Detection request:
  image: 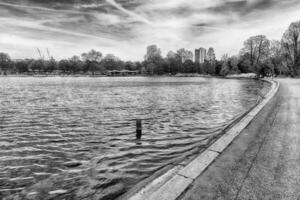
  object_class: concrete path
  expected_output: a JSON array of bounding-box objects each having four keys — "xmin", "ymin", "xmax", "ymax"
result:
[{"xmin": 179, "ymin": 79, "xmax": 300, "ymax": 200}]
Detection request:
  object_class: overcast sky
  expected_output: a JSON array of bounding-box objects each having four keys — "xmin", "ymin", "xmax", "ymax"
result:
[{"xmin": 0, "ymin": 0, "xmax": 299, "ymax": 61}]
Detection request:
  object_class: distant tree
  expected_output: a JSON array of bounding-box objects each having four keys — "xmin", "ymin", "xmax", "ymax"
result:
[
  {"xmin": 221, "ymin": 54, "xmax": 229, "ymax": 63},
  {"xmin": 58, "ymin": 59, "xmax": 71, "ymax": 73},
  {"xmin": 238, "ymin": 53, "xmax": 253, "ymax": 73},
  {"xmin": 145, "ymin": 62, "xmax": 156, "ymax": 75},
  {"xmin": 144, "ymin": 45, "xmax": 163, "ymax": 74},
  {"xmin": 134, "ymin": 61, "xmax": 143, "ymax": 73},
  {"xmin": 269, "ymin": 40, "xmax": 288, "ymax": 76},
  {"xmin": 44, "ymin": 58, "xmax": 58, "ymax": 73},
  {"xmin": 183, "ymin": 60, "xmax": 194, "ymax": 73},
  {"xmin": 105, "ymin": 54, "xmax": 119, "ymax": 61},
  {"xmin": 140, "ymin": 61, "xmax": 147, "ymax": 74},
  {"xmin": 154, "ymin": 59, "xmax": 168, "ymax": 74},
  {"xmin": 256, "ymin": 59, "xmax": 275, "ymax": 78},
  {"xmin": 176, "ymin": 48, "xmax": 193, "ymax": 63},
  {"xmin": 202, "ymin": 60, "xmax": 210, "ymax": 74},
  {"xmin": 144, "ymin": 45, "xmax": 161, "ymax": 61},
  {"xmin": 240, "ymin": 35, "xmax": 270, "ymax": 76},
  {"xmin": 89, "ymin": 62, "xmax": 103, "ymax": 74},
  {"xmin": 81, "ymin": 49, "xmax": 103, "ymax": 75},
  {"xmin": 215, "ymin": 60, "xmax": 223, "ymax": 75},
  {"xmin": 29, "ymin": 59, "xmax": 45, "ymax": 73},
  {"xmin": 166, "ymin": 51, "xmax": 176, "ymax": 60},
  {"xmin": 166, "ymin": 51, "xmax": 181, "ymax": 74},
  {"xmin": 270, "ymin": 40, "xmax": 282, "ymax": 58},
  {"xmin": 101, "ymin": 54, "xmax": 120, "ymax": 71},
  {"xmin": 81, "ymin": 49, "xmax": 102, "ymax": 63},
  {"xmin": 124, "ymin": 61, "xmax": 136, "ymax": 70},
  {"xmin": 69, "ymin": 56, "xmax": 83, "ymax": 73},
  {"xmin": 15, "ymin": 59, "xmax": 31, "ymax": 73},
  {"xmin": 0, "ymin": 52, "xmax": 11, "ymax": 74},
  {"xmin": 213, "ymin": 54, "xmax": 229, "ymax": 75},
  {"xmin": 240, "ymin": 35, "xmax": 270, "ymax": 66},
  {"xmin": 176, "ymin": 48, "xmax": 193, "ymax": 73},
  {"xmin": 281, "ymin": 20, "xmax": 300, "ymax": 76},
  {"xmin": 220, "ymin": 56, "xmax": 239, "ymax": 76},
  {"xmin": 204, "ymin": 48, "xmax": 217, "ymax": 74},
  {"xmin": 117, "ymin": 60, "xmax": 125, "ymax": 70},
  {"xmin": 207, "ymin": 47, "xmax": 216, "ymax": 65},
  {"xmin": 208, "ymin": 62, "xmax": 216, "ymax": 74}
]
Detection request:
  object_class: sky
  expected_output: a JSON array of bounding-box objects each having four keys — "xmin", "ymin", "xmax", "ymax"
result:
[{"xmin": 0, "ymin": 0, "xmax": 300, "ymax": 61}]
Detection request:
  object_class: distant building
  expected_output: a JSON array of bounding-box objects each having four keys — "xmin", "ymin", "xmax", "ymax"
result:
[
  {"xmin": 194, "ymin": 49, "xmax": 200, "ymax": 64},
  {"xmin": 107, "ymin": 70, "xmax": 139, "ymax": 76},
  {"xmin": 199, "ymin": 48, "xmax": 206, "ymax": 63},
  {"xmin": 194, "ymin": 47, "xmax": 206, "ymax": 63}
]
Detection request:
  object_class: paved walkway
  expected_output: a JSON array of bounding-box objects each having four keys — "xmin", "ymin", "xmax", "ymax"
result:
[{"xmin": 180, "ymin": 79, "xmax": 300, "ymax": 200}]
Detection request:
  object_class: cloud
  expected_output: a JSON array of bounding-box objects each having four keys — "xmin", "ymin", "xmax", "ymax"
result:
[
  {"xmin": 106, "ymin": 0, "xmax": 151, "ymax": 24},
  {"xmin": 0, "ymin": 1, "xmax": 81, "ymax": 14},
  {"xmin": 0, "ymin": 0, "xmax": 300, "ymax": 60}
]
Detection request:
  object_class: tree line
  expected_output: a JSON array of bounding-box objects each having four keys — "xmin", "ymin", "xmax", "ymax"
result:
[
  {"xmin": 0, "ymin": 20, "xmax": 299, "ymax": 77},
  {"xmin": 218, "ymin": 20, "xmax": 300, "ymax": 77}
]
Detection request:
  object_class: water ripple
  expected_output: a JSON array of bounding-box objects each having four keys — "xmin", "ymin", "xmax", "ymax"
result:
[{"xmin": 0, "ymin": 77, "xmax": 270, "ymax": 199}]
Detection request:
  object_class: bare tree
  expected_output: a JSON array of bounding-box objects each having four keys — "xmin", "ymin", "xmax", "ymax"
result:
[{"xmin": 240, "ymin": 35, "xmax": 270, "ymax": 67}]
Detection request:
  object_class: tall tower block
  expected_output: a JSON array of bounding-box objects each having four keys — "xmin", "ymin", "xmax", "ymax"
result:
[
  {"xmin": 195, "ymin": 49, "xmax": 200, "ymax": 63},
  {"xmin": 195, "ymin": 48, "xmax": 206, "ymax": 63},
  {"xmin": 199, "ymin": 48, "xmax": 206, "ymax": 63}
]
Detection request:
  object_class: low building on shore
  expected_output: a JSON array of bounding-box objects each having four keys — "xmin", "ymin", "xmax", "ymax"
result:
[{"xmin": 106, "ymin": 70, "xmax": 139, "ymax": 76}]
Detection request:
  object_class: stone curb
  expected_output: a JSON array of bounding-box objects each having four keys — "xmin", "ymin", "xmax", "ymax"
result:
[{"xmin": 128, "ymin": 79, "xmax": 279, "ymax": 200}]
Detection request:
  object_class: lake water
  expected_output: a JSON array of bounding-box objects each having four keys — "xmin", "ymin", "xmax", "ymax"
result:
[{"xmin": 0, "ymin": 77, "xmax": 269, "ymax": 199}]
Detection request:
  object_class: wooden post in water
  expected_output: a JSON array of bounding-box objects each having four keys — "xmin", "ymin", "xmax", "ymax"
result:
[{"xmin": 136, "ymin": 119, "xmax": 142, "ymax": 139}]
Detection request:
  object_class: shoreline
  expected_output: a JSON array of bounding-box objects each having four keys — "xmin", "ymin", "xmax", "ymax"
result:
[
  {"xmin": 0, "ymin": 73, "xmax": 254, "ymax": 78},
  {"xmin": 0, "ymin": 74, "xmax": 211, "ymax": 78},
  {"xmin": 119, "ymin": 78, "xmax": 278, "ymax": 200}
]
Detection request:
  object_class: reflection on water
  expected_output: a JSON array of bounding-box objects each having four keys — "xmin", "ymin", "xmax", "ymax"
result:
[{"xmin": 0, "ymin": 77, "xmax": 269, "ymax": 199}]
